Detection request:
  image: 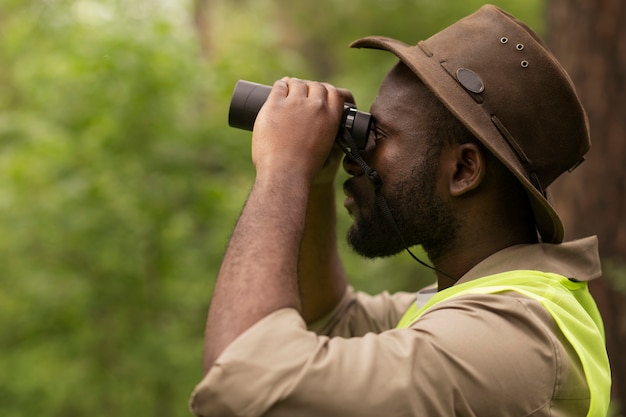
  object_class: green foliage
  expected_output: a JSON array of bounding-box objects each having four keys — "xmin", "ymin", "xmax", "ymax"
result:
[
  {"xmin": 0, "ymin": 2, "xmax": 226, "ymax": 415},
  {"xmin": 0, "ymin": 0, "xmax": 544, "ymax": 415}
]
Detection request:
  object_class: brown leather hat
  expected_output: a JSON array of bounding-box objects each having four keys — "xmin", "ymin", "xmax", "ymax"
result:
[{"xmin": 351, "ymin": 4, "xmax": 590, "ymax": 243}]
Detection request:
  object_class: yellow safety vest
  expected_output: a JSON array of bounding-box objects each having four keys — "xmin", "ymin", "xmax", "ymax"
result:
[{"xmin": 396, "ymin": 270, "xmax": 611, "ymax": 417}]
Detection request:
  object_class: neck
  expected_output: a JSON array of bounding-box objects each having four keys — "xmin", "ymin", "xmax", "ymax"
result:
[{"xmin": 428, "ymin": 223, "xmax": 538, "ymax": 291}]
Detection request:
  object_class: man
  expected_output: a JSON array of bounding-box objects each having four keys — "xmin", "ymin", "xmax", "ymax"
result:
[{"xmin": 190, "ymin": 4, "xmax": 610, "ymax": 416}]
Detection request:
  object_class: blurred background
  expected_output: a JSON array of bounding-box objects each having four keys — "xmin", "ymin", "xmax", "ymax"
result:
[{"xmin": 1, "ymin": 0, "xmax": 624, "ymax": 416}]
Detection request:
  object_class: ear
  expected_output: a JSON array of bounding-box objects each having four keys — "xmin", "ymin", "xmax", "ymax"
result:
[{"xmin": 448, "ymin": 143, "xmax": 485, "ymax": 197}]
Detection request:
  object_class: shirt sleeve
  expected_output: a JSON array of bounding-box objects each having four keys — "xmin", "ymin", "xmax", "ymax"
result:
[
  {"xmin": 306, "ymin": 286, "xmax": 417, "ymax": 337},
  {"xmin": 189, "ymin": 292, "xmax": 583, "ymax": 417}
]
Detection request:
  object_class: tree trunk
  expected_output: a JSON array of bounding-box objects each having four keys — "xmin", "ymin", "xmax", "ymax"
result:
[
  {"xmin": 193, "ymin": 0, "xmax": 212, "ymax": 58},
  {"xmin": 547, "ymin": 0, "xmax": 626, "ymax": 410}
]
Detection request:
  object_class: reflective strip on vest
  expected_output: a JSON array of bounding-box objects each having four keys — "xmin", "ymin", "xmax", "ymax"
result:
[{"xmin": 396, "ymin": 270, "xmax": 611, "ymax": 417}]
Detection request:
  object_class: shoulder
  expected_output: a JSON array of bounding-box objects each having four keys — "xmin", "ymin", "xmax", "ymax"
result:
[{"xmin": 408, "ymin": 292, "xmax": 587, "ymax": 415}]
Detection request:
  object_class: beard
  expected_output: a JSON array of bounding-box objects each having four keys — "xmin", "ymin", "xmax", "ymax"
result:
[{"xmin": 345, "ymin": 153, "xmax": 459, "ymax": 260}]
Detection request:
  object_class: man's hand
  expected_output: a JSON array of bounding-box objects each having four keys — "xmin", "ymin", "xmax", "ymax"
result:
[{"xmin": 251, "ymin": 78, "xmax": 352, "ymax": 185}]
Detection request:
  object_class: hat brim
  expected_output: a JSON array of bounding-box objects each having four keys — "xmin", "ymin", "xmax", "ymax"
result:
[{"xmin": 351, "ymin": 36, "xmax": 564, "ymax": 243}]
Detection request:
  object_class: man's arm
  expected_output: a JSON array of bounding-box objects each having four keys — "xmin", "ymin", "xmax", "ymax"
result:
[
  {"xmin": 298, "ymin": 84, "xmax": 356, "ymax": 324},
  {"xmin": 298, "ymin": 148, "xmax": 349, "ymax": 324},
  {"xmin": 202, "ymin": 78, "xmax": 347, "ymax": 372},
  {"xmin": 191, "ymin": 292, "xmax": 567, "ymax": 417}
]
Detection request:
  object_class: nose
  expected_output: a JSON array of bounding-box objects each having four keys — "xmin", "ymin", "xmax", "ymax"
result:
[
  {"xmin": 342, "ymin": 132, "xmax": 376, "ymax": 176},
  {"xmin": 342, "ymin": 153, "xmax": 363, "ymax": 176}
]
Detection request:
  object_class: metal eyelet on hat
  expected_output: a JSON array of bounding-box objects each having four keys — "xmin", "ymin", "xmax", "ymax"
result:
[
  {"xmin": 516, "ymin": 43, "xmax": 524, "ymax": 51},
  {"xmin": 521, "ymin": 60, "xmax": 529, "ymax": 68},
  {"xmin": 500, "ymin": 37, "xmax": 508, "ymax": 44}
]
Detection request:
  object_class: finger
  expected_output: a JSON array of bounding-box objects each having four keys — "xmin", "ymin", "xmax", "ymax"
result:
[
  {"xmin": 269, "ymin": 78, "xmax": 289, "ymax": 98},
  {"xmin": 286, "ymin": 77, "xmax": 308, "ymax": 98},
  {"xmin": 324, "ymin": 85, "xmax": 345, "ymax": 112},
  {"xmin": 322, "ymin": 83, "xmax": 352, "ymax": 110},
  {"xmin": 307, "ymin": 81, "xmax": 328, "ymax": 101},
  {"xmin": 336, "ymin": 87, "xmax": 356, "ymax": 106}
]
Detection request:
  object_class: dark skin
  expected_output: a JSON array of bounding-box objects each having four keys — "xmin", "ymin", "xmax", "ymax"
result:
[{"xmin": 202, "ymin": 64, "xmax": 537, "ymax": 372}]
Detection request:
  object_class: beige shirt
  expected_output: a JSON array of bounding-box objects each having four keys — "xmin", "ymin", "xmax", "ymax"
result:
[{"xmin": 190, "ymin": 236, "xmax": 602, "ymax": 417}]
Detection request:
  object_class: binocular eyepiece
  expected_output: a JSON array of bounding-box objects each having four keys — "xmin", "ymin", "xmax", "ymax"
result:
[{"xmin": 228, "ymin": 80, "xmax": 372, "ymax": 150}]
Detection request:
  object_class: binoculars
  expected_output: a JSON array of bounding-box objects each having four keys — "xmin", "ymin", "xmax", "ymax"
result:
[{"xmin": 228, "ymin": 80, "xmax": 372, "ymax": 150}]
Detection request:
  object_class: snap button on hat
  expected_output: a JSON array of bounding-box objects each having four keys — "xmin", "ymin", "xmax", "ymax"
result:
[{"xmin": 456, "ymin": 68, "xmax": 485, "ymax": 94}]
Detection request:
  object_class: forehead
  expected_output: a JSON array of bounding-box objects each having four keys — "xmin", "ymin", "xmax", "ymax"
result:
[{"xmin": 370, "ymin": 62, "xmax": 438, "ymax": 129}]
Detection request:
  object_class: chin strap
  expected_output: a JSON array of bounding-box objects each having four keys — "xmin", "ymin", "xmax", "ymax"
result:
[{"xmin": 335, "ymin": 130, "xmax": 455, "ymax": 281}]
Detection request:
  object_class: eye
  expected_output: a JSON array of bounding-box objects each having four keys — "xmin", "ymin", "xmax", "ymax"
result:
[
  {"xmin": 365, "ymin": 120, "xmax": 387, "ymax": 151},
  {"xmin": 366, "ymin": 119, "xmax": 380, "ymax": 139},
  {"xmin": 372, "ymin": 124, "xmax": 388, "ymax": 144},
  {"xmin": 368, "ymin": 128, "xmax": 378, "ymax": 143}
]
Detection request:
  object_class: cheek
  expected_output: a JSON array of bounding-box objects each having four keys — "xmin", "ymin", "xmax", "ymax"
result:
[
  {"xmin": 369, "ymin": 140, "xmax": 411, "ymax": 177},
  {"xmin": 376, "ymin": 157, "xmax": 416, "ymax": 198}
]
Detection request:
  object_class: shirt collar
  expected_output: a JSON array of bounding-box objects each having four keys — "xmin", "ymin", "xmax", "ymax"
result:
[{"xmin": 456, "ymin": 235, "xmax": 601, "ymax": 285}]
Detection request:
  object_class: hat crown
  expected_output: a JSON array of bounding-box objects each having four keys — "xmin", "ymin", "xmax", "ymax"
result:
[{"xmin": 420, "ymin": 5, "xmax": 590, "ymax": 191}]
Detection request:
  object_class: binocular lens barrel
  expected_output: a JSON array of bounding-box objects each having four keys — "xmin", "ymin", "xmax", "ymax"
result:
[
  {"xmin": 228, "ymin": 80, "xmax": 372, "ymax": 149},
  {"xmin": 228, "ymin": 81, "xmax": 272, "ymax": 131}
]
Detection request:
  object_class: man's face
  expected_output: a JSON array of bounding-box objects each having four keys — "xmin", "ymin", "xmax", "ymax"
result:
[{"xmin": 342, "ymin": 63, "xmax": 459, "ymax": 259}]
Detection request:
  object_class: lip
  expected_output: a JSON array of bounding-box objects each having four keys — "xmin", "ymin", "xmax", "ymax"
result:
[{"xmin": 343, "ymin": 195, "xmax": 355, "ymax": 212}]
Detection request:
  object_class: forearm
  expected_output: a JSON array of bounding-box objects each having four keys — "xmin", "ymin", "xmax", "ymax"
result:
[
  {"xmin": 298, "ymin": 182, "xmax": 348, "ymax": 323},
  {"xmin": 203, "ymin": 175, "xmax": 308, "ymax": 372}
]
